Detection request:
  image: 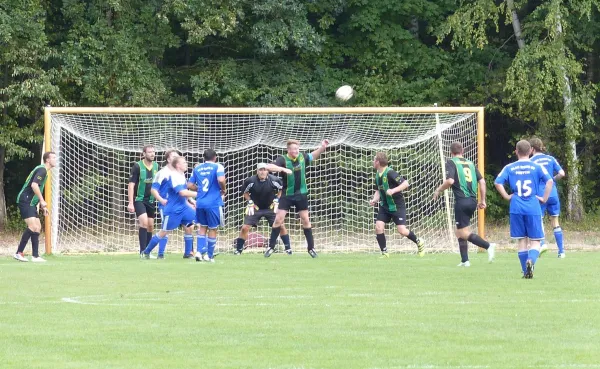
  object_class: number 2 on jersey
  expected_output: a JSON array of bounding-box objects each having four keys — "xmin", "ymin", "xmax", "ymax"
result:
[
  {"xmin": 201, "ymin": 178, "xmax": 209, "ymax": 192},
  {"xmin": 516, "ymin": 179, "xmax": 532, "ymax": 197}
]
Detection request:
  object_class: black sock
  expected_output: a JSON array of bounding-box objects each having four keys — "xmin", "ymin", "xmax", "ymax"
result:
[
  {"xmin": 407, "ymin": 231, "xmax": 418, "ymax": 243},
  {"xmin": 146, "ymin": 230, "xmax": 153, "ymax": 246},
  {"xmin": 235, "ymin": 237, "xmax": 245, "ymax": 252},
  {"xmin": 17, "ymin": 229, "xmax": 33, "ymax": 254},
  {"xmin": 31, "ymin": 232, "xmax": 40, "ymax": 257},
  {"xmin": 468, "ymin": 234, "xmax": 490, "ymax": 249},
  {"xmin": 458, "ymin": 238, "xmax": 469, "ymax": 262},
  {"xmin": 303, "ymin": 228, "xmax": 315, "ymax": 251},
  {"xmin": 269, "ymin": 227, "xmax": 281, "ymax": 248},
  {"xmin": 138, "ymin": 228, "xmax": 147, "ymax": 253},
  {"xmin": 280, "ymin": 234, "xmax": 291, "ymax": 250},
  {"xmin": 376, "ymin": 233, "xmax": 387, "ymax": 252}
]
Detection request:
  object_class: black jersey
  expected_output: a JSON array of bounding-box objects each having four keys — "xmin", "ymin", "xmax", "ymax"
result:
[{"xmin": 241, "ymin": 174, "xmax": 283, "ymax": 210}]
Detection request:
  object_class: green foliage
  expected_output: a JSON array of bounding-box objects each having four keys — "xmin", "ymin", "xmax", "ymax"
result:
[{"xmin": 484, "ymin": 174, "xmax": 509, "ymax": 221}]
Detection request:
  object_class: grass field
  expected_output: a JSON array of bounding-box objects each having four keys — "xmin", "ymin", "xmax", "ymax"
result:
[{"xmin": 1, "ymin": 252, "xmax": 600, "ymax": 369}]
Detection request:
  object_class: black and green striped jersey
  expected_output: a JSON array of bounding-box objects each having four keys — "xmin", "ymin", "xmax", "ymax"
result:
[
  {"xmin": 129, "ymin": 160, "xmax": 159, "ymax": 202},
  {"xmin": 445, "ymin": 157, "xmax": 482, "ymax": 199},
  {"xmin": 274, "ymin": 153, "xmax": 313, "ymax": 196},
  {"xmin": 17, "ymin": 165, "xmax": 48, "ymax": 206},
  {"xmin": 375, "ymin": 167, "xmax": 406, "ymax": 212}
]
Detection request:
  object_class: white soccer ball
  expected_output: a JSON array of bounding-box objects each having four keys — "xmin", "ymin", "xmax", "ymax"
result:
[{"xmin": 335, "ymin": 85, "xmax": 354, "ymax": 101}]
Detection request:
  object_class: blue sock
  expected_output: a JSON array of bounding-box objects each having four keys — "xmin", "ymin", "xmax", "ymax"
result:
[
  {"xmin": 528, "ymin": 248, "xmax": 540, "ymax": 265},
  {"xmin": 184, "ymin": 234, "xmax": 193, "ymax": 255},
  {"xmin": 197, "ymin": 235, "xmax": 207, "ymax": 254},
  {"xmin": 143, "ymin": 235, "xmax": 161, "ymax": 254},
  {"xmin": 158, "ymin": 235, "xmax": 169, "ymax": 256},
  {"xmin": 540, "ymin": 239, "xmax": 545, "ymax": 247},
  {"xmin": 207, "ymin": 237, "xmax": 217, "ymax": 259},
  {"xmin": 280, "ymin": 234, "xmax": 291, "ymax": 250},
  {"xmin": 554, "ymin": 227, "xmax": 564, "ymax": 253},
  {"xmin": 518, "ymin": 251, "xmax": 528, "ymax": 274}
]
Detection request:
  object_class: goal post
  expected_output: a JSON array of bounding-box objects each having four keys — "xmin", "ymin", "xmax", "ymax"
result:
[{"xmin": 44, "ymin": 106, "xmax": 485, "ymax": 255}]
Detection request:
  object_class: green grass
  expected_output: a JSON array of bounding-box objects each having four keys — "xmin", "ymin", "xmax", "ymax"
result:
[{"xmin": 1, "ymin": 252, "xmax": 600, "ymax": 369}]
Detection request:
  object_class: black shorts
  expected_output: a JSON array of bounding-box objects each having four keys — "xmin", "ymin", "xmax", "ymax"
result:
[
  {"xmin": 244, "ymin": 209, "xmax": 276, "ymax": 227},
  {"xmin": 454, "ymin": 198, "xmax": 477, "ymax": 229},
  {"xmin": 279, "ymin": 194, "xmax": 309, "ymax": 212},
  {"xmin": 376, "ymin": 206, "xmax": 406, "ymax": 225},
  {"xmin": 134, "ymin": 201, "xmax": 156, "ymax": 218},
  {"xmin": 18, "ymin": 201, "xmax": 38, "ymax": 220}
]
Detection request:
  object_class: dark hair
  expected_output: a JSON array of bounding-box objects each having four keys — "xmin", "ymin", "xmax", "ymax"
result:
[
  {"xmin": 516, "ymin": 140, "xmax": 531, "ymax": 156},
  {"xmin": 142, "ymin": 145, "xmax": 154, "ymax": 153},
  {"xmin": 529, "ymin": 137, "xmax": 545, "ymax": 153},
  {"xmin": 203, "ymin": 148, "xmax": 217, "ymax": 161},
  {"xmin": 450, "ymin": 142, "xmax": 463, "ymax": 155},
  {"xmin": 43, "ymin": 151, "xmax": 55, "ymax": 163},
  {"xmin": 375, "ymin": 152, "xmax": 388, "ymax": 166}
]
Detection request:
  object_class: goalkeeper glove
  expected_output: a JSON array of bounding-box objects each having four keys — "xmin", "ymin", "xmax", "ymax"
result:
[
  {"xmin": 246, "ymin": 200, "xmax": 257, "ymax": 216},
  {"xmin": 271, "ymin": 198, "xmax": 279, "ymax": 213}
]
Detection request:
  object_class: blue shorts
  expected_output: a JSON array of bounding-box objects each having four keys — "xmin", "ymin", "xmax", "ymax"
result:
[
  {"xmin": 510, "ymin": 213, "xmax": 545, "ymax": 240},
  {"xmin": 161, "ymin": 207, "xmax": 196, "ymax": 231},
  {"xmin": 540, "ymin": 196, "xmax": 560, "ymax": 217},
  {"xmin": 196, "ymin": 207, "xmax": 223, "ymax": 229}
]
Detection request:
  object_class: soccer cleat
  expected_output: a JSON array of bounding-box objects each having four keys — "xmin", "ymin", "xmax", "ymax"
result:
[
  {"xmin": 416, "ymin": 238, "xmax": 425, "ymax": 257},
  {"xmin": 525, "ymin": 259, "xmax": 534, "ymax": 279},
  {"xmin": 487, "ymin": 243, "xmax": 496, "ymax": 263},
  {"xmin": 285, "ymin": 249, "xmax": 293, "ymax": 255},
  {"xmin": 202, "ymin": 254, "xmax": 210, "ymax": 262},
  {"xmin": 13, "ymin": 253, "xmax": 28, "ymax": 262},
  {"xmin": 31, "ymin": 256, "xmax": 46, "ymax": 263},
  {"xmin": 457, "ymin": 261, "xmax": 470, "ymax": 267},
  {"xmin": 264, "ymin": 247, "xmax": 275, "ymax": 258},
  {"xmin": 149, "ymin": 254, "xmax": 157, "ymax": 259},
  {"xmin": 379, "ymin": 252, "xmax": 389, "ymax": 258},
  {"xmin": 558, "ymin": 253, "xmax": 566, "ymax": 259},
  {"xmin": 233, "ymin": 250, "xmax": 242, "ymax": 255},
  {"xmin": 142, "ymin": 253, "xmax": 150, "ymax": 259},
  {"xmin": 157, "ymin": 255, "xmax": 165, "ymax": 260},
  {"xmin": 208, "ymin": 258, "xmax": 215, "ymax": 263},
  {"xmin": 194, "ymin": 252, "xmax": 202, "ymax": 262},
  {"xmin": 183, "ymin": 254, "xmax": 194, "ymax": 259},
  {"xmin": 539, "ymin": 244, "xmax": 549, "ymax": 257},
  {"xmin": 308, "ymin": 249, "xmax": 318, "ymax": 258}
]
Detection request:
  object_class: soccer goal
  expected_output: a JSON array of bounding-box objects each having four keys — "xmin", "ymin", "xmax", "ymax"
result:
[{"xmin": 43, "ymin": 107, "xmax": 484, "ymax": 255}]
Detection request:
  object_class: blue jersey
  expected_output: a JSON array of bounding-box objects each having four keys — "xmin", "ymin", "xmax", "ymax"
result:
[
  {"xmin": 494, "ymin": 159, "xmax": 552, "ymax": 215},
  {"xmin": 152, "ymin": 167, "xmax": 173, "ymax": 210},
  {"xmin": 189, "ymin": 162, "xmax": 225, "ymax": 208},
  {"xmin": 163, "ymin": 171, "xmax": 190, "ymax": 214},
  {"xmin": 531, "ymin": 153, "xmax": 562, "ymax": 198}
]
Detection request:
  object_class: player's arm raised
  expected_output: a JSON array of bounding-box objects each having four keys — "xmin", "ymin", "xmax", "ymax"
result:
[
  {"xmin": 266, "ymin": 163, "xmax": 292, "ymax": 175},
  {"xmin": 310, "ymin": 139, "xmax": 329, "ymax": 160}
]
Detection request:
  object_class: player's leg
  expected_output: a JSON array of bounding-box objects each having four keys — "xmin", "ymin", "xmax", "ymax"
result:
[
  {"xmin": 204, "ymin": 207, "xmax": 222, "ymax": 261},
  {"xmin": 195, "ymin": 208, "xmax": 209, "ymax": 260},
  {"xmin": 135, "ymin": 202, "xmax": 149, "ymax": 254},
  {"xmin": 236, "ymin": 210, "xmax": 260, "ymax": 254},
  {"xmin": 18, "ymin": 216, "xmax": 43, "ymax": 262},
  {"xmin": 375, "ymin": 207, "xmax": 391, "ymax": 257},
  {"xmin": 547, "ymin": 198, "xmax": 565, "ymax": 257},
  {"xmin": 455, "ymin": 199, "xmax": 493, "ymax": 264},
  {"xmin": 181, "ymin": 207, "xmax": 196, "ymax": 258},
  {"xmin": 394, "ymin": 206, "xmax": 424, "ymax": 256},
  {"xmin": 265, "ymin": 197, "xmax": 290, "ymax": 257},
  {"xmin": 143, "ymin": 228, "xmax": 169, "ymax": 258},
  {"xmin": 524, "ymin": 214, "xmax": 544, "ymax": 278},
  {"xmin": 279, "ymin": 224, "xmax": 292, "ymax": 254},
  {"xmin": 14, "ymin": 202, "xmax": 39, "ymax": 261},
  {"xmin": 298, "ymin": 209, "xmax": 317, "ymax": 258},
  {"xmin": 511, "ymin": 214, "xmax": 529, "ymax": 277},
  {"xmin": 538, "ymin": 201, "xmax": 549, "ymax": 255},
  {"xmin": 145, "ymin": 202, "xmax": 156, "ymax": 247}
]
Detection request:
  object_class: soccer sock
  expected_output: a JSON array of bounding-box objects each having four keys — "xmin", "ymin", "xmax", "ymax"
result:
[
  {"xmin": 458, "ymin": 238, "xmax": 469, "ymax": 262},
  {"xmin": 528, "ymin": 248, "xmax": 540, "ymax": 265},
  {"xmin": 303, "ymin": 228, "xmax": 315, "ymax": 251},
  {"xmin": 184, "ymin": 234, "xmax": 193, "ymax": 255},
  {"xmin": 17, "ymin": 229, "xmax": 33, "ymax": 254},
  {"xmin": 158, "ymin": 235, "xmax": 169, "ymax": 256},
  {"xmin": 31, "ymin": 232, "xmax": 40, "ymax": 258},
  {"xmin": 144, "ymin": 234, "xmax": 161, "ymax": 254},
  {"xmin": 518, "ymin": 250, "xmax": 528, "ymax": 274},
  {"xmin": 467, "ymin": 234, "xmax": 489, "ymax": 249},
  {"xmin": 197, "ymin": 235, "xmax": 207, "ymax": 254},
  {"xmin": 138, "ymin": 228, "xmax": 147, "ymax": 253},
  {"xmin": 280, "ymin": 234, "xmax": 291, "ymax": 250},
  {"xmin": 554, "ymin": 227, "xmax": 564, "ymax": 254},
  {"xmin": 406, "ymin": 231, "xmax": 418, "ymax": 243},
  {"xmin": 376, "ymin": 233, "xmax": 387, "ymax": 252},
  {"xmin": 235, "ymin": 237, "xmax": 245, "ymax": 252},
  {"xmin": 207, "ymin": 237, "xmax": 217, "ymax": 259},
  {"xmin": 146, "ymin": 230, "xmax": 153, "ymax": 247},
  {"xmin": 269, "ymin": 227, "xmax": 281, "ymax": 249},
  {"xmin": 540, "ymin": 239, "xmax": 545, "ymax": 247}
]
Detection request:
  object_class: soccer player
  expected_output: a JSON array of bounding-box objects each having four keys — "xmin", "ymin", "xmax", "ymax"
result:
[
  {"xmin": 494, "ymin": 140, "xmax": 553, "ymax": 279},
  {"xmin": 127, "ymin": 145, "xmax": 159, "ymax": 256},
  {"xmin": 264, "ymin": 139, "xmax": 329, "ymax": 258},
  {"xmin": 14, "ymin": 151, "xmax": 57, "ymax": 262},
  {"xmin": 529, "ymin": 138, "xmax": 566, "ymax": 258},
  {"xmin": 433, "ymin": 142, "xmax": 495, "ymax": 266},
  {"xmin": 234, "ymin": 163, "xmax": 291, "ymax": 255},
  {"xmin": 369, "ymin": 152, "xmax": 425, "ymax": 257},
  {"xmin": 188, "ymin": 149, "xmax": 226, "ymax": 262},
  {"xmin": 142, "ymin": 156, "xmax": 197, "ymax": 258}
]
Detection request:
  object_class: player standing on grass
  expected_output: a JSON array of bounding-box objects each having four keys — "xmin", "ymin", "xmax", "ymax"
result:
[
  {"xmin": 264, "ymin": 139, "xmax": 329, "ymax": 258},
  {"xmin": 369, "ymin": 152, "xmax": 425, "ymax": 257},
  {"xmin": 14, "ymin": 152, "xmax": 57, "ymax": 262},
  {"xmin": 188, "ymin": 149, "xmax": 226, "ymax": 263},
  {"xmin": 143, "ymin": 156, "xmax": 197, "ymax": 259},
  {"xmin": 433, "ymin": 142, "xmax": 495, "ymax": 266},
  {"xmin": 495, "ymin": 140, "xmax": 553, "ymax": 279},
  {"xmin": 529, "ymin": 138, "xmax": 566, "ymax": 258},
  {"xmin": 233, "ymin": 163, "xmax": 292, "ymax": 255},
  {"xmin": 127, "ymin": 145, "xmax": 159, "ymax": 256}
]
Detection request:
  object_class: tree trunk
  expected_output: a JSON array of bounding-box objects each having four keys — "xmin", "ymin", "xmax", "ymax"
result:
[
  {"xmin": 507, "ymin": 0, "xmax": 525, "ymax": 49},
  {"xmin": 0, "ymin": 146, "xmax": 6, "ymax": 231}
]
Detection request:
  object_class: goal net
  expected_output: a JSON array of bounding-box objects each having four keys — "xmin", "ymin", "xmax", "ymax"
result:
[{"xmin": 45, "ymin": 107, "xmax": 482, "ymax": 255}]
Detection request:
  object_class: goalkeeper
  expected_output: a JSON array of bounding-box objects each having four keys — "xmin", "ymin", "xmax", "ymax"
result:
[{"xmin": 234, "ymin": 163, "xmax": 291, "ymax": 254}]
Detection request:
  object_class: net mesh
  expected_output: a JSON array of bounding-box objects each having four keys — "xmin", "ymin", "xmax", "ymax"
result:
[{"xmin": 47, "ymin": 110, "xmax": 480, "ymax": 254}]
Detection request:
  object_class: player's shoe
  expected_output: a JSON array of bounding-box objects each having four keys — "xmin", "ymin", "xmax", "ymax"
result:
[
  {"xmin": 142, "ymin": 253, "xmax": 151, "ymax": 259},
  {"xmin": 183, "ymin": 254, "xmax": 194, "ymax": 259},
  {"xmin": 457, "ymin": 260, "xmax": 470, "ymax": 267},
  {"xmin": 13, "ymin": 252, "xmax": 28, "ymax": 262},
  {"xmin": 157, "ymin": 254, "xmax": 165, "ymax": 260},
  {"xmin": 525, "ymin": 260, "xmax": 534, "ymax": 279},
  {"xmin": 380, "ymin": 252, "xmax": 389, "ymax": 258},
  {"xmin": 558, "ymin": 252, "xmax": 566, "ymax": 259},
  {"xmin": 194, "ymin": 252, "xmax": 202, "ymax": 262},
  {"xmin": 202, "ymin": 254, "xmax": 210, "ymax": 261},
  {"xmin": 285, "ymin": 249, "xmax": 293, "ymax": 255},
  {"xmin": 416, "ymin": 239, "xmax": 425, "ymax": 257},
  {"xmin": 149, "ymin": 254, "xmax": 157, "ymax": 259},
  {"xmin": 233, "ymin": 249, "xmax": 242, "ymax": 255},
  {"xmin": 539, "ymin": 244, "xmax": 549, "ymax": 257},
  {"xmin": 264, "ymin": 247, "xmax": 275, "ymax": 258},
  {"xmin": 487, "ymin": 243, "xmax": 496, "ymax": 263},
  {"xmin": 31, "ymin": 256, "xmax": 46, "ymax": 263},
  {"xmin": 308, "ymin": 249, "xmax": 318, "ymax": 258},
  {"xmin": 208, "ymin": 258, "xmax": 215, "ymax": 263}
]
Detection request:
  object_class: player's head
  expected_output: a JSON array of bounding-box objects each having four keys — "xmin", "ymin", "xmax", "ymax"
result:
[
  {"xmin": 515, "ymin": 140, "xmax": 532, "ymax": 158},
  {"xmin": 256, "ymin": 163, "xmax": 269, "ymax": 180},
  {"xmin": 373, "ymin": 152, "xmax": 388, "ymax": 169},
  {"xmin": 43, "ymin": 151, "xmax": 57, "ymax": 168},
  {"xmin": 286, "ymin": 139, "xmax": 300, "ymax": 159},
  {"xmin": 529, "ymin": 137, "xmax": 545, "ymax": 154},
  {"xmin": 142, "ymin": 145, "xmax": 156, "ymax": 162},
  {"xmin": 450, "ymin": 142, "xmax": 464, "ymax": 156},
  {"xmin": 203, "ymin": 149, "xmax": 217, "ymax": 162},
  {"xmin": 164, "ymin": 149, "xmax": 180, "ymax": 167},
  {"xmin": 172, "ymin": 156, "xmax": 188, "ymax": 172}
]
